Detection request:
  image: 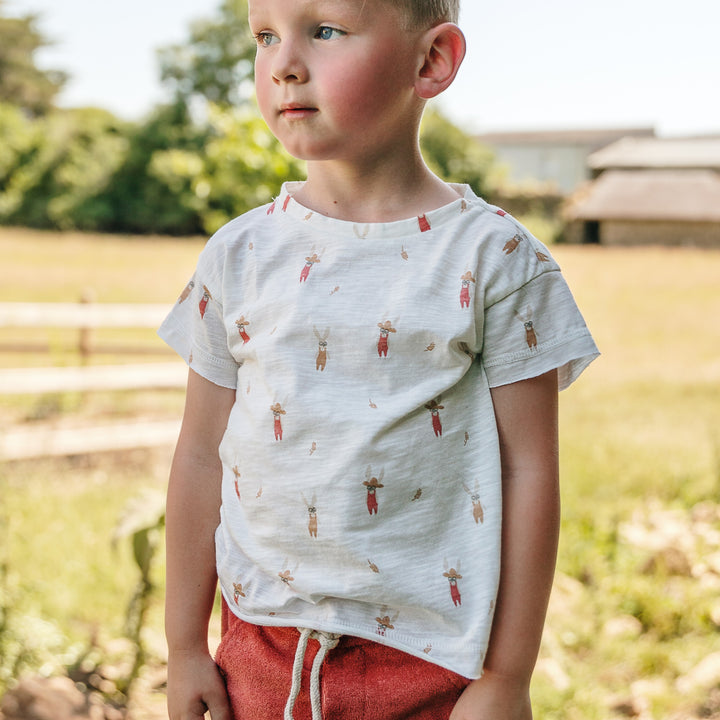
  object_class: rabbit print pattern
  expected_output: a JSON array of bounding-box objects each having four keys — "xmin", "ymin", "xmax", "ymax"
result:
[
  {"xmin": 159, "ymin": 182, "xmax": 599, "ymax": 679},
  {"xmin": 185, "ymin": 195, "xmax": 549, "ymax": 613},
  {"xmin": 313, "ymin": 326, "xmax": 329, "ymax": 371},
  {"xmin": 377, "ymin": 320, "xmax": 397, "ymax": 358},
  {"xmin": 363, "ymin": 466, "xmax": 385, "ymax": 515}
]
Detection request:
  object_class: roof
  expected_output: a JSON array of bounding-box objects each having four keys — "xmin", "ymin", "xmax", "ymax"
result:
[
  {"xmin": 566, "ymin": 170, "xmax": 720, "ymax": 222},
  {"xmin": 588, "ymin": 137, "xmax": 720, "ymax": 170},
  {"xmin": 476, "ymin": 127, "xmax": 654, "ymax": 148}
]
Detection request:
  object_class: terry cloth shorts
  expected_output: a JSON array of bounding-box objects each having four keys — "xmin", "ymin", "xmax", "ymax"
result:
[{"xmin": 216, "ymin": 600, "xmax": 472, "ymax": 720}]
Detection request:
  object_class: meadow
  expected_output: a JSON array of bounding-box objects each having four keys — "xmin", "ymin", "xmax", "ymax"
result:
[{"xmin": 1, "ymin": 227, "xmax": 719, "ymax": 719}]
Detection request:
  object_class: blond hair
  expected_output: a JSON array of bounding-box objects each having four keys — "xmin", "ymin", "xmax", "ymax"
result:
[{"xmin": 397, "ymin": 0, "xmax": 460, "ymax": 28}]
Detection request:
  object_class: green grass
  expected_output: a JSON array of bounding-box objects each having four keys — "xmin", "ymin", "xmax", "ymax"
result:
[
  {"xmin": 1, "ymin": 230, "xmax": 720, "ymax": 717},
  {"xmin": 0, "ymin": 453, "xmax": 169, "ymax": 689},
  {"xmin": 0, "ymin": 227, "xmax": 206, "ymax": 303},
  {"xmin": 540, "ymin": 246, "xmax": 720, "ymax": 719}
]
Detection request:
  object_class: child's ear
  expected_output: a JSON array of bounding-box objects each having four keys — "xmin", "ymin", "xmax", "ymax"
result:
[{"xmin": 415, "ymin": 23, "xmax": 466, "ymax": 99}]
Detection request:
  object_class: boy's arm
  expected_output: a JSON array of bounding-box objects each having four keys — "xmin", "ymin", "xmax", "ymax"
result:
[
  {"xmin": 166, "ymin": 369, "xmax": 236, "ymax": 720},
  {"xmin": 451, "ymin": 369, "xmax": 560, "ymax": 720}
]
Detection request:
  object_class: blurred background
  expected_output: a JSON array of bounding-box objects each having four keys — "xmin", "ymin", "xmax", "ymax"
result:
[{"xmin": 0, "ymin": 1, "xmax": 719, "ymax": 718}]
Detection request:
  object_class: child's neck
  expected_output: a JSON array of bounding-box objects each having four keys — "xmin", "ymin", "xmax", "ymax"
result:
[{"xmin": 293, "ymin": 152, "xmax": 462, "ymax": 224}]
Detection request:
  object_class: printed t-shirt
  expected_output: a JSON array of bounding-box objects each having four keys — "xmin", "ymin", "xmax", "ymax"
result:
[{"xmin": 159, "ymin": 182, "xmax": 599, "ymax": 679}]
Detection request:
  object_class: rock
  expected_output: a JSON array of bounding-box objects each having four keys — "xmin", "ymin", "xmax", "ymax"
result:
[
  {"xmin": 0, "ymin": 676, "xmax": 127, "ymax": 720},
  {"xmin": 710, "ymin": 600, "xmax": 720, "ymax": 628},
  {"xmin": 631, "ymin": 677, "xmax": 668, "ymax": 703},
  {"xmin": 0, "ymin": 677, "xmax": 88, "ymax": 720},
  {"xmin": 603, "ymin": 614, "xmax": 643, "ymax": 638},
  {"xmin": 640, "ymin": 546, "xmax": 692, "ymax": 576},
  {"xmin": 706, "ymin": 550, "xmax": 720, "ymax": 576},
  {"xmin": 697, "ymin": 687, "xmax": 720, "ymax": 719},
  {"xmin": 676, "ymin": 652, "xmax": 720, "ymax": 694},
  {"xmin": 606, "ymin": 693, "xmax": 641, "ymax": 717},
  {"xmin": 691, "ymin": 501, "xmax": 720, "ymax": 524},
  {"xmin": 535, "ymin": 657, "xmax": 571, "ymax": 691}
]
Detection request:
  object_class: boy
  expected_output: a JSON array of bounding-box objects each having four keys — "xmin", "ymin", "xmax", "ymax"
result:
[{"xmin": 160, "ymin": 1, "xmax": 599, "ymax": 718}]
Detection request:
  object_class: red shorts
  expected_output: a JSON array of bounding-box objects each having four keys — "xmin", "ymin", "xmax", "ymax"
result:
[{"xmin": 216, "ymin": 602, "xmax": 471, "ymax": 720}]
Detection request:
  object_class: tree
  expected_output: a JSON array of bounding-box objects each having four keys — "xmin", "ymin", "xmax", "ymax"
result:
[
  {"xmin": 158, "ymin": 0, "xmax": 256, "ymax": 110},
  {"xmin": 420, "ymin": 107, "xmax": 497, "ymax": 200},
  {"xmin": 0, "ymin": 106, "xmax": 129, "ymax": 230},
  {"xmin": 0, "ymin": 0, "xmax": 499, "ymax": 235},
  {"xmin": 0, "ymin": 1, "xmax": 67, "ymax": 115},
  {"xmin": 195, "ymin": 105, "xmax": 305, "ymax": 234},
  {"xmin": 101, "ymin": 100, "xmax": 210, "ymax": 235}
]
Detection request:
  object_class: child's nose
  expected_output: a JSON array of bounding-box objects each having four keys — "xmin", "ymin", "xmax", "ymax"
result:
[{"xmin": 271, "ymin": 42, "xmax": 308, "ymax": 84}]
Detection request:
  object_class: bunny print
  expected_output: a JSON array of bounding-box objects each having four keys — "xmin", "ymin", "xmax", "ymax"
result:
[
  {"xmin": 178, "ymin": 279, "xmax": 194, "ymax": 304},
  {"xmin": 503, "ymin": 233, "xmax": 524, "ymax": 255},
  {"xmin": 375, "ymin": 607, "xmax": 400, "ymax": 636},
  {"xmin": 515, "ymin": 305, "xmax": 538, "ymax": 349},
  {"xmin": 425, "ymin": 398, "xmax": 444, "ymax": 438},
  {"xmin": 363, "ymin": 466, "xmax": 385, "ymax": 515},
  {"xmin": 462, "ymin": 481, "xmax": 484, "ymax": 524},
  {"xmin": 199, "ymin": 285, "xmax": 212, "ymax": 319},
  {"xmin": 460, "ymin": 271, "xmax": 476, "ymax": 308},
  {"xmin": 270, "ymin": 402, "xmax": 286, "ymax": 441},
  {"xmin": 443, "ymin": 560, "xmax": 463, "ymax": 607},
  {"xmin": 235, "ymin": 316, "xmax": 250, "ymax": 344},
  {"xmin": 301, "ymin": 492, "xmax": 318, "ymax": 538},
  {"xmin": 313, "ymin": 326, "xmax": 329, "ymax": 371},
  {"xmin": 299, "ymin": 246, "xmax": 324, "ymax": 282},
  {"xmin": 377, "ymin": 320, "xmax": 397, "ymax": 358}
]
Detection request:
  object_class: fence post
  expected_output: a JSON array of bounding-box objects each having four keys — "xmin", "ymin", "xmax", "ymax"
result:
[{"xmin": 79, "ymin": 289, "xmax": 95, "ymax": 362}]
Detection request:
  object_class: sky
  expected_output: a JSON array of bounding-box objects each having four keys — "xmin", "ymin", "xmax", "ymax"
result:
[{"xmin": 5, "ymin": 0, "xmax": 720, "ymax": 138}]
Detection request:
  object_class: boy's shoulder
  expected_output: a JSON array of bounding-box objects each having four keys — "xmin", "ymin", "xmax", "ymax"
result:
[
  {"xmin": 464, "ymin": 197, "xmax": 562, "ymax": 300},
  {"xmin": 199, "ymin": 196, "xmax": 280, "ymax": 259},
  {"xmin": 210, "ymin": 199, "xmax": 275, "ymax": 242},
  {"xmin": 468, "ymin": 195, "xmax": 534, "ymax": 246}
]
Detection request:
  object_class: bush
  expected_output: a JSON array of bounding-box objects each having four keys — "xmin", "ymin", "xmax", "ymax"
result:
[{"xmin": 0, "ymin": 106, "xmax": 129, "ymax": 230}]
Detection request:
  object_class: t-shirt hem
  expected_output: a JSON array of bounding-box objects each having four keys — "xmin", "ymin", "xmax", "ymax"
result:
[
  {"xmin": 484, "ymin": 329, "xmax": 599, "ymax": 391},
  {"xmin": 158, "ymin": 322, "xmax": 239, "ymax": 390},
  {"xmin": 220, "ymin": 587, "xmax": 485, "ymax": 679}
]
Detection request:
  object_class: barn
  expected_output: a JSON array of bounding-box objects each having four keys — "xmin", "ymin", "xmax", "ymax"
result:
[{"xmin": 563, "ymin": 137, "xmax": 720, "ymax": 247}]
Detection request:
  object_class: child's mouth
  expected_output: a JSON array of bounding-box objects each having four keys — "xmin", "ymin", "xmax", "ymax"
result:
[{"xmin": 280, "ymin": 105, "xmax": 318, "ymax": 119}]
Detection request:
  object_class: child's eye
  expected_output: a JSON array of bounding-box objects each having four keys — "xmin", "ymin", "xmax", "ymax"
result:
[
  {"xmin": 254, "ymin": 31, "xmax": 278, "ymax": 47},
  {"xmin": 315, "ymin": 26, "xmax": 345, "ymax": 41}
]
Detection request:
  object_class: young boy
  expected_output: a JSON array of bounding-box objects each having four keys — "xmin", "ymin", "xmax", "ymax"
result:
[{"xmin": 160, "ymin": 1, "xmax": 599, "ymax": 718}]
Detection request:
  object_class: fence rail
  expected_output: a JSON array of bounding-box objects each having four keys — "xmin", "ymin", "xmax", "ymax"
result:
[
  {"xmin": 0, "ymin": 302, "xmax": 170, "ymax": 328},
  {"xmin": 0, "ymin": 301, "xmax": 185, "ymax": 460},
  {"xmin": 0, "ymin": 419, "xmax": 182, "ymax": 461},
  {"xmin": 0, "ymin": 362, "xmax": 187, "ymax": 395}
]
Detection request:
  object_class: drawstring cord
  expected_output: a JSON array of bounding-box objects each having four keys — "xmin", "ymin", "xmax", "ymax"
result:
[{"xmin": 284, "ymin": 627, "xmax": 341, "ymax": 720}]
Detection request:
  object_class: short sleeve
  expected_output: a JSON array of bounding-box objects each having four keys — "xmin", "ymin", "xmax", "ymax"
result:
[
  {"xmin": 158, "ymin": 246, "xmax": 239, "ymax": 390},
  {"xmin": 481, "ymin": 268, "xmax": 599, "ymax": 391}
]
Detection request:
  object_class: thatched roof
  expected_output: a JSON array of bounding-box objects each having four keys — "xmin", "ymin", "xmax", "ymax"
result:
[
  {"xmin": 566, "ymin": 170, "xmax": 720, "ymax": 222},
  {"xmin": 588, "ymin": 137, "xmax": 720, "ymax": 171}
]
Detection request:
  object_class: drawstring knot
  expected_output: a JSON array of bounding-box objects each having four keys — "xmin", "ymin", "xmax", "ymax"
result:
[{"xmin": 284, "ymin": 627, "xmax": 341, "ymax": 720}]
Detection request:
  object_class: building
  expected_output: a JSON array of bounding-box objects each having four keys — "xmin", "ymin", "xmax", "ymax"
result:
[
  {"xmin": 564, "ymin": 137, "xmax": 720, "ymax": 247},
  {"xmin": 476, "ymin": 127, "xmax": 655, "ymax": 194}
]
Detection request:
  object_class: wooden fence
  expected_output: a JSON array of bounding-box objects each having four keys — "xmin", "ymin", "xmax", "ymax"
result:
[
  {"xmin": 0, "ymin": 300, "xmax": 172, "ymax": 357},
  {"xmin": 0, "ymin": 301, "xmax": 186, "ymax": 460}
]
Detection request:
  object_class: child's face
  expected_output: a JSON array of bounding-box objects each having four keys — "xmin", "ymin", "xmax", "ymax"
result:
[{"xmin": 248, "ymin": 0, "xmax": 426, "ymax": 164}]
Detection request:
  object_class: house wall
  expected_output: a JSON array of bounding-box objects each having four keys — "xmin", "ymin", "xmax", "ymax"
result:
[
  {"xmin": 488, "ymin": 144, "xmax": 593, "ymax": 194},
  {"xmin": 561, "ymin": 219, "xmax": 720, "ymax": 247},
  {"xmin": 601, "ymin": 220, "xmax": 720, "ymax": 247}
]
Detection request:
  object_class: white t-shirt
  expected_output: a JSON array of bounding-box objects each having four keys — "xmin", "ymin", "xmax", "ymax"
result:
[{"xmin": 159, "ymin": 182, "xmax": 599, "ymax": 679}]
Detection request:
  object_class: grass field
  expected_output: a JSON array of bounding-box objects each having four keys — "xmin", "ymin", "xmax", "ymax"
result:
[{"xmin": 1, "ymin": 227, "xmax": 719, "ymax": 718}]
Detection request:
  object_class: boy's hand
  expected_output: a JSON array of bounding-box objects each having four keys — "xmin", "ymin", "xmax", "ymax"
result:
[
  {"xmin": 449, "ymin": 670, "xmax": 532, "ymax": 720},
  {"xmin": 167, "ymin": 650, "xmax": 232, "ymax": 720}
]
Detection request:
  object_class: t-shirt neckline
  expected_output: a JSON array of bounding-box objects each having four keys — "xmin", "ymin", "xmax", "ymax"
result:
[{"xmin": 272, "ymin": 182, "xmax": 475, "ymax": 239}]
